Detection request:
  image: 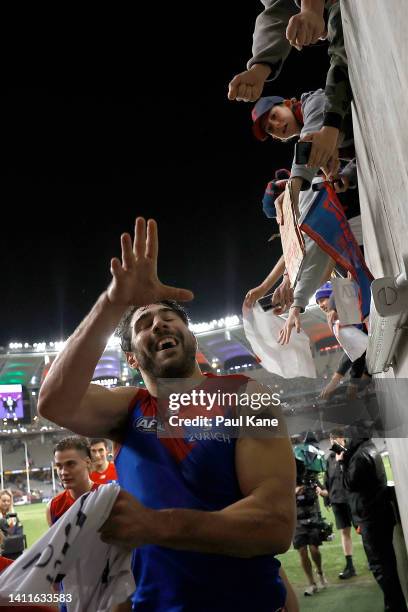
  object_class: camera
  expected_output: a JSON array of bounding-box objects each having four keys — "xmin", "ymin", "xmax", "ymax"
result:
[
  {"xmin": 296, "ymin": 478, "xmax": 318, "ymax": 507},
  {"xmin": 330, "ymin": 440, "xmax": 347, "ymax": 455},
  {"xmin": 295, "ymin": 141, "xmax": 312, "ymax": 165},
  {"xmin": 313, "ymin": 517, "xmax": 335, "ymax": 542}
]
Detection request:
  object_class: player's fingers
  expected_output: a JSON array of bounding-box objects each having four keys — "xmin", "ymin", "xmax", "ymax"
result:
[
  {"xmin": 110, "ymin": 257, "xmax": 124, "ymax": 278},
  {"xmin": 121, "ymin": 233, "xmax": 135, "ymax": 271},
  {"xmin": 133, "ymin": 217, "xmax": 146, "ymax": 258},
  {"xmin": 145, "ymin": 218, "xmax": 158, "ymax": 261}
]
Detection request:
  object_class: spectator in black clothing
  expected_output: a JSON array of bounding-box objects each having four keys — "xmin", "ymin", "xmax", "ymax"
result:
[
  {"xmin": 316, "ymin": 428, "xmax": 356, "ymax": 579},
  {"xmin": 340, "ymin": 423, "xmax": 407, "ymax": 612}
]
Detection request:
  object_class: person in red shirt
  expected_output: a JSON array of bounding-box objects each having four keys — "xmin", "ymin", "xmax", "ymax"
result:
[
  {"xmin": 46, "ymin": 436, "xmax": 98, "ymax": 526},
  {"xmin": 89, "ymin": 438, "xmax": 118, "ymax": 485}
]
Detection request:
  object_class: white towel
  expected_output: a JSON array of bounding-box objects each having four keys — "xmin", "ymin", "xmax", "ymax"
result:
[
  {"xmin": 243, "ymin": 303, "xmax": 317, "ymax": 379},
  {"xmin": 0, "ymin": 483, "xmax": 135, "ymax": 612}
]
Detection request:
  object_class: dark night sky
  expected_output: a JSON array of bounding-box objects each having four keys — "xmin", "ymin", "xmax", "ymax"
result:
[{"xmin": 1, "ymin": 6, "xmax": 329, "ymax": 345}]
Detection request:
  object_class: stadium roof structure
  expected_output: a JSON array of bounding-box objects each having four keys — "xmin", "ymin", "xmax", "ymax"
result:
[
  {"xmin": 0, "ymin": 305, "xmax": 378, "ymax": 441},
  {"xmin": 0, "ymin": 305, "xmax": 338, "ymax": 389}
]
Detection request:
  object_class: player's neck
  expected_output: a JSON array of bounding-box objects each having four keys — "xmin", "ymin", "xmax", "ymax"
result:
[
  {"xmin": 69, "ymin": 478, "xmax": 94, "ymax": 500},
  {"xmin": 142, "ymin": 364, "xmax": 206, "ymax": 397},
  {"xmin": 95, "ymin": 460, "xmax": 109, "ymax": 473}
]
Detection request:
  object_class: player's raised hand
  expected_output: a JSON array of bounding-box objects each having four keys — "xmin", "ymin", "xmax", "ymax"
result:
[{"xmin": 107, "ymin": 217, "xmax": 194, "ymax": 308}]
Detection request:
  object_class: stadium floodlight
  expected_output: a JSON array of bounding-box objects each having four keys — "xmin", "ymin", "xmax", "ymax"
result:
[
  {"xmin": 189, "ymin": 315, "xmax": 241, "ymax": 334},
  {"xmin": 366, "ymin": 272, "xmax": 408, "ymax": 374},
  {"xmin": 106, "ymin": 334, "xmax": 121, "ymax": 350}
]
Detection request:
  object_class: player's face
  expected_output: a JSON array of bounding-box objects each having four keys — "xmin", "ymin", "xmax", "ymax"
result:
[
  {"xmin": 90, "ymin": 444, "xmax": 108, "ymax": 468},
  {"xmin": 54, "ymin": 450, "xmax": 91, "ymax": 490},
  {"xmin": 0, "ymin": 494, "xmax": 12, "ymax": 514},
  {"xmin": 265, "ymin": 104, "xmax": 300, "ymax": 140},
  {"xmin": 317, "ymin": 297, "xmax": 330, "ymax": 312},
  {"xmin": 129, "ymin": 305, "xmax": 197, "ymax": 379}
]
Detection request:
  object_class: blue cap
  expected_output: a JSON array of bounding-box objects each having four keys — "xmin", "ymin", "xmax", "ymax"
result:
[
  {"xmin": 315, "ymin": 282, "xmax": 333, "ymax": 304},
  {"xmin": 252, "ymin": 96, "xmax": 285, "ymax": 141}
]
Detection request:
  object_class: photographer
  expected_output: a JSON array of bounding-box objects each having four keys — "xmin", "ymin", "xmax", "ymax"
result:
[
  {"xmin": 293, "ymin": 457, "xmax": 329, "ymax": 597},
  {"xmin": 318, "ymin": 428, "xmax": 356, "ymax": 579},
  {"xmin": 340, "ymin": 423, "xmax": 407, "ymax": 612},
  {"xmin": 0, "ymin": 489, "xmax": 25, "ymax": 560},
  {"xmin": 0, "ymin": 490, "xmax": 16, "ymax": 528}
]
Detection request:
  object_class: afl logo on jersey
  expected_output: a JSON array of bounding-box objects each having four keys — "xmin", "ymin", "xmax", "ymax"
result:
[{"xmin": 133, "ymin": 416, "xmax": 165, "ymax": 433}]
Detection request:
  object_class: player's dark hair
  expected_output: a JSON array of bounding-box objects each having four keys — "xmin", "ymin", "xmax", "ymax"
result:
[
  {"xmin": 53, "ymin": 436, "xmax": 91, "ymax": 460},
  {"xmin": 89, "ymin": 438, "xmax": 108, "ymax": 449}
]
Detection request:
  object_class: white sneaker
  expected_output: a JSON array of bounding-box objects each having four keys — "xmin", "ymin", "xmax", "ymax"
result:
[
  {"xmin": 304, "ymin": 584, "xmax": 318, "ymax": 596},
  {"xmin": 317, "ymin": 572, "xmax": 329, "ymax": 589}
]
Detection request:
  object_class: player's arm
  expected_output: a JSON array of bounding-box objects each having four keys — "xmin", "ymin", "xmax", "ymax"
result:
[
  {"xmin": 38, "ymin": 291, "xmax": 139, "ymax": 438},
  {"xmin": 38, "ymin": 218, "xmax": 193, "ymax": 439},
  {"xmin": 101, "ymin": 404, "xmax": 296, "ymax": 556}
]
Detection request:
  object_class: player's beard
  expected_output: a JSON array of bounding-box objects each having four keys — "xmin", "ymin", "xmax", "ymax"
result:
[{"xmin": 133, "ymin": 333, "xmax": 197, "ymax": 379}]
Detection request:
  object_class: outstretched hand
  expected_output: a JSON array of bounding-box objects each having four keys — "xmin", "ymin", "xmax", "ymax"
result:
[
  {"xmin": 245, "ymin": 285, "xmax": 266, "ymax": 308},
  {"xmin": 107, "ymin": 217, "xmax": 194, "ymax": 308},
  {"xmin": 278, "ymin": 306, "xmax": 302, "ymax": 345}
]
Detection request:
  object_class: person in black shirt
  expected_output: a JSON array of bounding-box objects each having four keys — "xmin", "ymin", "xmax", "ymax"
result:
[
  {"xmin": 317, "ymin": 428, "xmax": 356, "ymax": 579},
  {"xmin": 340, "ymin": 423, "xmax": 407, "ymax": 612}
]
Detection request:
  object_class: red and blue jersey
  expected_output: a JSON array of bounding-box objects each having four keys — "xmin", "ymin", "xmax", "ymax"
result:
[
  {"xmin": 115, "ymin": 374, "xmax": 285, "ymax": 612},
  {"xmin": 90, "ymin": 462, "xmax": 118, "ymax": 485}
]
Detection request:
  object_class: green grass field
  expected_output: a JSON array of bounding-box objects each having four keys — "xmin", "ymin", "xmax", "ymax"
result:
[
  {"xmin": 14, "ymin": 455, "xmax": 394, "ymax": 611},
  {"xmin": 277, "ymin": 502, "xmax": 382, "ymax": 610},
  {"xmin": 16, "ymin": 502, "xmax": 383, "ymax": 611}
]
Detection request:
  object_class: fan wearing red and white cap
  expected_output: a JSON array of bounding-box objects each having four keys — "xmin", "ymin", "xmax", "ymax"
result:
[{"xmin": 228, "ymin": 2, "xmax": 351, "ymax": 172}]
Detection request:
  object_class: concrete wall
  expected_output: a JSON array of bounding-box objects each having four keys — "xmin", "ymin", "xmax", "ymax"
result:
[{"xmin": 341, "ymin": 0, "xmax": 408, "ymax": 580}]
